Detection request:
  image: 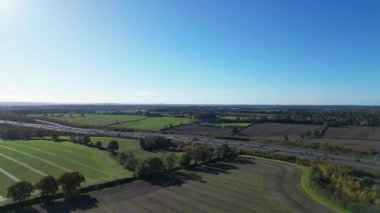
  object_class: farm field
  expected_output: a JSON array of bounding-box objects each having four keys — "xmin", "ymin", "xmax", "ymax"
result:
[
  {"xmin": 32, "ymin": 158, "xmax": 333, "ymax": 213},
  {"xmin": 237, "ymin": 123, "xmax": 322, "ymax": 140},
  {"xmin": 324, "ymin": 126, "xmax": 380, "ymax": 141},
  {"xmin": 167, "ymin": 124, "xmax": 233, "ymax": 137},
  {"xmin": 112, "ymin": 116, "xmax": 192, "ymax": 131},
  {"xmin": 210, "ymin": 123, "xmax": 251, "ymax": 128},
  {"xmin": 91, "ymin": 137, "xmax": 184, "ymax": 160},
  {"xmin": 219, "ymin": 115, "xmax": 252, "ymax": 121},
  {"xmin": 304, "ymin": 138, "xmax": 380, "ymax": 150},
  {"xmin": 0, "ymin": 139, "xmax": 130, "ymax": 202},
  {"xmin": 30, "ymin": 114, "xmax": 192, "ymax": 131},
  {"xmin": 30, "ymin": 114, "xmax": 146, "ymax": 126}
]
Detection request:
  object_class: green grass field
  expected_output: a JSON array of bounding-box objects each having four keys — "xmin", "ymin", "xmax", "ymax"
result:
[
  {"xmin": 0, "ymin": 139, "xmax": 131, "ymax": 202},
  {"xmin": 30, "ymin": 114, "xmax": 192, "ymax": 131},
  {"xmin": 91, "ymin": 137, "xmax": 184, "ymax": 160},
  {"xmin": 31, "ymin": 114, "xmax": 146, "ymax": 126},
  {"xmin": 219, "ymin": 115, "xmax": 251, "ymax": 121},
  {"xmin": 112, "ymin": 116, "xmax": 192, "ymax": 131},
  {"xmin": 211, "ymin": 123, "xmax": 251, "ymax": 128}
]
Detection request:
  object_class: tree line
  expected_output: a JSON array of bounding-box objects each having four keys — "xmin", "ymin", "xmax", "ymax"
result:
[
  {"xmin": 0, "ymin": 125, "xmax": 55, "ymax": 140},
  {"xmin": 7, "ymin": 172, "xmax": 85, "ymax": 202},
  {"xmin": 118, "ymin": 139, "xmax": 238, "ymax": 178}
]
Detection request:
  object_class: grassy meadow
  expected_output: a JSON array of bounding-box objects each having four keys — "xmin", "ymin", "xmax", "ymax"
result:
[
  {"xmin": 0, "ymin": 139, "xmax": 131, "ymax": 199},
  {"xmin": 29, "ymin": 113, "xmax": 192, "ymax": 131}
]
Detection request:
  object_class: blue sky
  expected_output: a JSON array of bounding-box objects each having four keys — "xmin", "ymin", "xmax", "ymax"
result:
[{"xmin": 0, "ymin": 0, "xmax": 379, "ymax": 105}]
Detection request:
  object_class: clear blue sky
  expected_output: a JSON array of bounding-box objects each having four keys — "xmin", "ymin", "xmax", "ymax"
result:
[{"xmin": 0, "ymin": 0, "xmax": 379, "ymax": 105}]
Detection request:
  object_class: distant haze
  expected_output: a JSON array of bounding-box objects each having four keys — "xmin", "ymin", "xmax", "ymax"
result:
[{"xmin": 0, "ymin": 0, "xmax": 379, "ymax": 105}]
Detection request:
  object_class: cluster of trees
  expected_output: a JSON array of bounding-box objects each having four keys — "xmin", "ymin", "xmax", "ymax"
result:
[
  {"xmin": 190, "ymin": 108, "xmax": 379, "ymax": 128},
  {"xmin": 0, "ymin": 112, "xmax": 35, "ymax": 123},
  {"xmin": 276, "ymin": 110, "xmax": 380, "ymax": 127},
  {"xmin": 0, "ymin": 125, "xmax": 53, "ymax": 140},
  {"xmin": 7, "ymin": 172, "xmax": 85, "ymax": 202},
  {"xmin": 180, "ymin": 143, "xmax": 239, "ymax": 168},
  {"xmin": 117, "ymin": 151, "xmax": 179, "ymax": 177},
  {"xmin": 117, "ymin": 151, "xmax": 140, "ymax": 171},
  {"xmin": 311, "ymin": 162, "xmax": 380, "ymax": 209},
  {"xmin": 139, "ymin": 136, "xmax": 174, "ymax": 151},
  {"xmin": 217, "ymin": 109, "xmax": 380, "ymax": 127},
  {"xmin": 135, "ymin": 157, "xmax": 165, "ymax": 177},
  {"xmin": 70, "ymin": 135, "xmax": 91, "ymax": 145},
  {"xmin": 118, "ymin": 142, "xmax": 238, "ymax": 177},
  {"xmin": 193, "ymin": 111, "xmax": 217, "ymax": 121}
]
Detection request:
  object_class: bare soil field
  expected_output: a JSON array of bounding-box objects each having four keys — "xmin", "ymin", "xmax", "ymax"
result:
[
  {"xmin": 324, "ymin": 126, "xmax": 380, "ymax": 141},
  {"xmin": 167, "ymin": 124, "xmax": 233, "ymax": 137},
  {"xmin": 237, "ymin": 123, "xmax": 322, "ymax": 140},
  {"xmin": 32, "ymin": 158, "xmax": 333, "ymax": 213},
  {"xmin": 305, "ymin": 138, "xmax": 380, "ymax": 150}
]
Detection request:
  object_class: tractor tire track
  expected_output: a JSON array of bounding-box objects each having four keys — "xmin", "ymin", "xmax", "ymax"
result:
[
  {"xmin": 0, "ymin": 152, "xmax": 47, "ymax": 176},
  {"xmin": 0, "ymin": 167, "xmax": 20, "ymax": 182},
  {"xmin": 0, "ymin": 144, "xmax": 71, "ymax": 173},
  {"xmin": 13, "ymin": 143, "xmax": 108, "ymax": 176}
]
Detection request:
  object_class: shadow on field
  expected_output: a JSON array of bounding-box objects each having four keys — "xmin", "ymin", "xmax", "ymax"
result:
[
  {"xmin": 146, "ymin": 171, "xmax": 205, "ymax": 187},
  {"xmin": 38, "ymin": 195, "xmax": 98, "ymax": 213},
  {"xmin": 189, "ymin": 162, "xmax": 238, "ymax": 175},
  {"xmin": 13, "ymin": 207, "xmax": 40, "ymax": 213},
  {"xmin": 146, "ymin": 158, "xmax": 254, "ymax": 187},
  {"xmin": 233, "ymin": 158, "xmax": 256, "ymax": 165}
]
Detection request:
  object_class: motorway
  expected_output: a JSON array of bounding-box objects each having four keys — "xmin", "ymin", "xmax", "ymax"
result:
[{"xmin": 1, "ymin": 119, "xmax": 380, "ymax": 170}]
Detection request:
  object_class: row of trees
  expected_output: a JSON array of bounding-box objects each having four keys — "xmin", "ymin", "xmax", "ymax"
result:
[
  {"xmin": 7, "ymin": 172, "xmax": 85, "ymax": 202},
  {"xmin": 117, "ymin": 150, "xmax": 179, "ymax": 176},
  {"xmin": 118, "ymin": 143, "xmax": 238, "ymax": 177},
  {"xmin": 0, "ymin": 125, "xmax": 53, "ymax": 140},
  {"xmin": 69, "ymin": 135, "xmax": 120, "ymax": 154}
]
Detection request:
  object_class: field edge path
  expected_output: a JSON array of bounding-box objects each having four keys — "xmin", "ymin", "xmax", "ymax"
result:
[{"xmin": 240, "ymin": 155, "xmax": 347, "ymax": 213}]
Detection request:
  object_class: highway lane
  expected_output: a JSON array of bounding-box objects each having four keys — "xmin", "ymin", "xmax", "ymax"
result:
[{"xmin": 1, "ymin": 120, "xmax": 380, "ymax": 170}]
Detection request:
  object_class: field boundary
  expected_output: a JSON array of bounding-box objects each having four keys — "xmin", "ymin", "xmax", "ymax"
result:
[{"xmin": 240, "ymin": 155, "xmax": 349, "ymax": 213}]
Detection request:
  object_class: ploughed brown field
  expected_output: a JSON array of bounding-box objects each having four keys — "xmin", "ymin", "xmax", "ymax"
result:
[
  {"xmin": 304, "ymin": 138, "xmax": 380, "ymax": 150},
  {"xmin": 167, "ymin": 124, "xmax": 233, "ymax": 137},
  {"xmin": 324, "ymin": 126, "xmax": 380, "ymax": 141},
  {"xmin": 32, "ymin": 158, "xmax": 332, "ymax": 213},
  {"xmin": 237, "ymin": 123, "xmax": 322, "ymax": 140}
]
